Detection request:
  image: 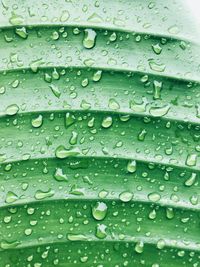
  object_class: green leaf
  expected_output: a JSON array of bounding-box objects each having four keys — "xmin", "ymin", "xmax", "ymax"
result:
[{"xmin": 0, "ymin": 1, "xmax": 200, "ymax": 266}]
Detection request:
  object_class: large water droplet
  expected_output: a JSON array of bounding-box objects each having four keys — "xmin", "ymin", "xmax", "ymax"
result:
[
  {"xmin": 186, "ymin": 154, "xmax": 197, "ymax": 167},
  {"xmin": 95, "ymin": 224, "xmax": 107, "ymax": 239},
  {"xmin": 5, "ymin": 104, "xmax": 19, "ymax": 116},
  {"xmin": 54, "ymin": 168, "xmax": 68, "ymax": 181},
  {"xmin": 55, "ymin": 145, "xmax": 80, "ymax": 159},
  {"xmin": 102, "ymin": 116, "xmax": 113, "ymax": 128},
  {"xmin": 92, "ymin": 202, "xmax": 108, "ymax": 221},
  {"xmin": 119, "ymin": 191, "xmax": 133, "ymax": 202},
  {"xmin": 127, "ymin": 160, "xmax": 137, "ymax": 173},
  {"xmin": 31, "ymin": 115, "xmax": 43, "ymax": 128},
  {"xmin": 149, "ymin": 105, "xmax": 170, "ymax": 117},
  {"xmin": 34, "ymin": 189, "xmax": 54, "ymax": 200},
  {"xmin": 83, "ymin": 29, "xmax": 97, "ymax": 49}
]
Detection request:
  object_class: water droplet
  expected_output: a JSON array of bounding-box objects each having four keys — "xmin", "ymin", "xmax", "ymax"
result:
[
  {"xmin": 81, "ymin": 78, "xmax": 89, "ymax": 87},
  {"xmin": 96, "ymin": 224, "xmax": 107, "ymax": 239},
  {"xmin": 60, "ymin": 11, "xmax": 70, "ymax": 22},
  {"xmin": 0, "ymin": 240, "xmax": 20, "ymax": 250},
  {"xmin": 149, "ymin": 105, "xmax": 170, "ymax": 117},
  {"xmin": 166, "ymin": 207, "xmax": 174, "ymax": 219},
  {"xmin": 5, "ymin": 191, "xmax": 18, "ymax": 203},
  {"xmin": 5, "ymin": 104, "xmax": 19, "ymax": 116},
  {"xmin": 153, "ymin": 81, "xmax": 162, "ymax": 100},
  {"xmin": 55, "ymin": 145, "xmax": 80, "ymax": 159},
  {"xmin": 138, "ymin": 129, "xmax": 147, "ymax": 141},
  {"xmin": 9, "ymin": 12, "xmax": 24, "ymax": 25},
  {"xmin": 30, "ymin": 58, "xmax": 43, "ymax": 73},
  {"xmin": 148, "ymin": 192, "xmax": 161, "ymax": 202},
  {"xmin": 69, "ymin": 184, "xmax": 84, "ymax": 196},
  {"xmin": 190, "ymin": 195, "xmax": 198, "ymax": 205},
  {"xmin": 67, "ymin": 234, "xmax": 88, "ymax": 241},
  {"xmin": 69, "ymin": 131, "xmax": 78, "ymax": 145},
  {"xmin": 135, "ymin": 241, "xmax": 144, "ymax": 254},
  {"xmin": 109, "ymin": 32, "xmax": 117, "ymax": 42},
  {"xmin": 127, "ymin": 160, "xmax": 137, "ymax": 173},
  {"xmin": 65, "ymin": 112, "xmax": 76, "ymax": 128},
  {"xmin": 15, "ymin": 27, "xmax": 28, "ymax": 39},
  {"xmin": 80, "ymin": 100, "xmax": 91, "ymax": 110},
  {"xmin": 149, "ymin": 59, "xmax": 166, "ymax": 72},
  {"xmin": 31, "ymin": 115, "xmax": 43, "ymax": 128},
  {"xmin": 34, "ymin": 189, "xmax": 54, "ymax": 200},
  {"xmin": 108, "ymin": 98, "xmax": 120, "ymax": 110},
  {"xmin": 83, "ymin": 29, "xmax": 97, "ymax": 49},
  {"xmin": 119, "ymin": 191, "xmax": 133, "ymax": 202},
  {"xmin": 130, "ymin": 97, "xmax": 147, "ymax": 112},
  {"xmin": 184, "ymin": 173, "xmax": 196, "ymax": 187},
  {"xmin": 157, "ymin": 239, "xmax": 165, "ymax": 249},
  {"xmin": 102, "ymin": 116, "xmax": 113, "ymax": 128},
  {"xmin": 186, "ymin": 154, "xmax": 197, "ymax": 167},
  {"xmin": 49, "ymin": 84, "xmax": 61, "ymax": 98},
  {"xmin": 93, "ymin": 70, "xmax": 102, "ymax": 82},
  {"xmin": 92, "ymin": 202, "xmax": 108, "ymax": 221},
  {"xmin": 54, "ymin": 168, "xmax": 68, "ymax": 181},
  {"xmin": 152, "ymin": 43, "xmax": 162, "ymax": 54},
  {"xmin": 168, "ymin": 25, "xmax": 179, "ymax": 34}
]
